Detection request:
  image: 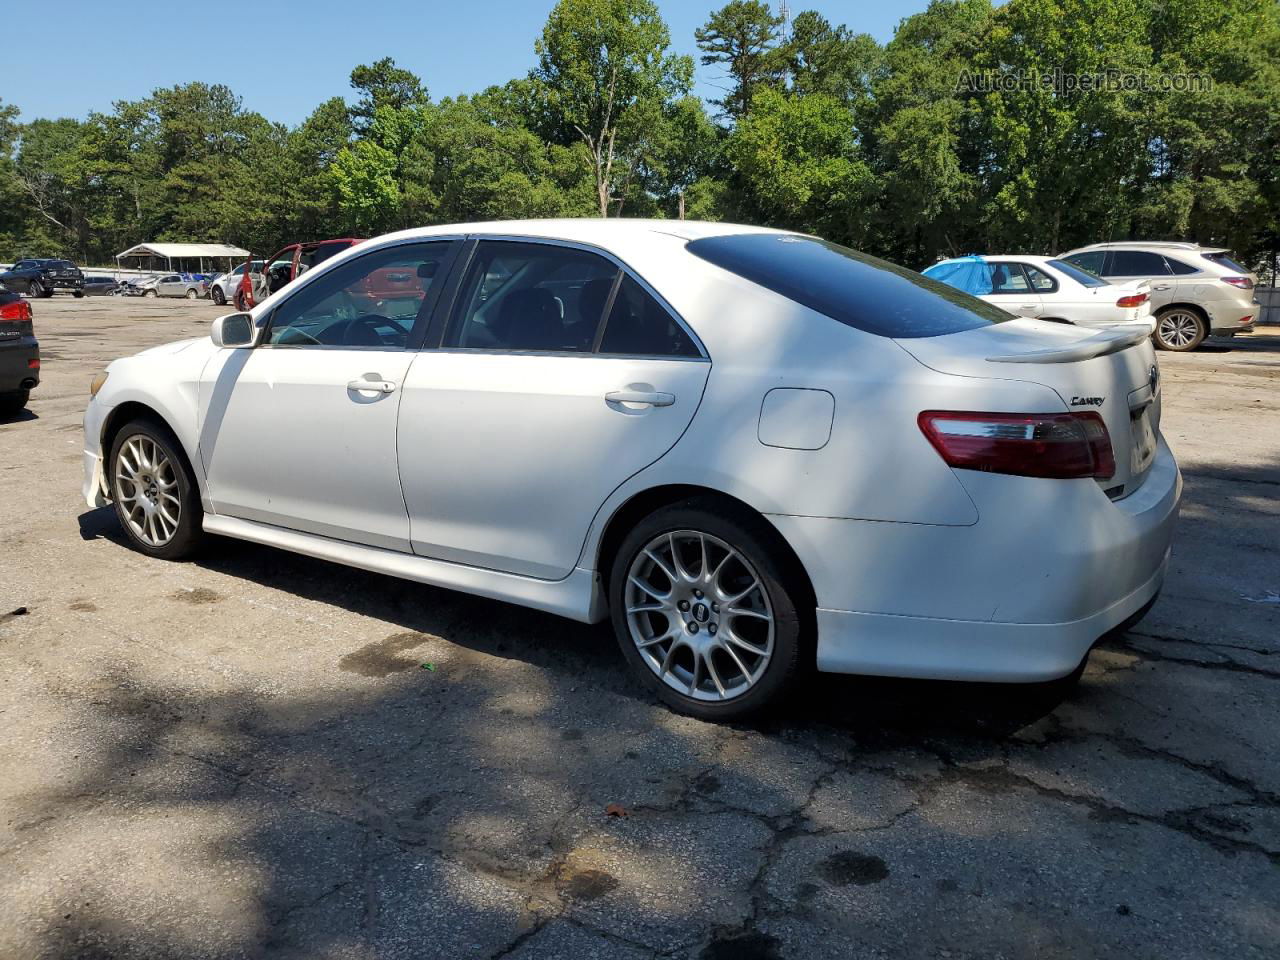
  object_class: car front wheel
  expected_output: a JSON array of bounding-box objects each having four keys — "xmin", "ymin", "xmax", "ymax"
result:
[
  {"xmin": 144, "ymin": 289, "xmax": 158, "ymax": 298},
  {"xmin": 27, "ymin": 280, "xmax": 43, "ymax": 298},
  {"xmin": 1154, "ymin": 308, "xmax": 1206, "ymax": 351},
  {"xmin": 609, "ymin": 499, "xmax": 807, "ymax": 720},
  {"xmin": 108, "ymin": 419, "xmax": 204, "ymax": 560},
  {"xmin": 211, "ymin": 286, "xmax": 226, "ymax": 306}
]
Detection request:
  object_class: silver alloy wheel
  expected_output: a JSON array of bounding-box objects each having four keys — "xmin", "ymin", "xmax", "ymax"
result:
[
  {"xmin": 624, "ymin": 529, "xmax": 775, "ymax": 702},
  {"xmin": 1158, "ymin": 311, "xmax": 1201, "ymax": 348},
  {"xmin": 114, "ymin": 435, "xmax": 181, "ymax": 547}
]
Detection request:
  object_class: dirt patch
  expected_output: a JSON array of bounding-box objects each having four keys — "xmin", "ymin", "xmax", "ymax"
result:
[
  {"xmin": 69, "ymin": 601, "xmax": 98, "ymax": 612},
  {"xmin": 171, "ymin": 588, "xmax": 222, "ymax": 605}
]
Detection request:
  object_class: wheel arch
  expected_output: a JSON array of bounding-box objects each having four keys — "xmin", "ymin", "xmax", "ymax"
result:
[
  {"xmin": 1156, "ymin": 301, "xmax": 1209, "ymax": 323},
  {"xmin": 100, "ymin": 401, "xmax": 201, "ymax": 494},
  {"xmin": 594, "ymin": 484, "xmax": 818, "ymax": 617}
]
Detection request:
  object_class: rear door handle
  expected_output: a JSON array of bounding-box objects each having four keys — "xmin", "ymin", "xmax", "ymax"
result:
[
  {"xmin": 1020, "ymin": 303, "xmax": 1038, "ymax": 311},
  {"xmin": 347, "ymin": 377, "xmax": 397, "ymax": 394},
  {"xmin": 605, "ymin": 390, "xmax": 675, "ymax": 407}
]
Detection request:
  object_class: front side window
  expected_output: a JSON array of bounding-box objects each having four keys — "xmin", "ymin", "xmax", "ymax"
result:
[
  {"xmin": 1048, "ymin": 259, "xmax": 1106, "ymax": 288},
  {"xmin": 1109, "ymin": 250, "xmax": 1172, "ymax": 277},
  {"xmin": 265, "ymin": 242, "xmax": 452, "ymax": 349},
  {"xmin": 446, "ymin": 241, "xmax": 620, "ymax": 352}
]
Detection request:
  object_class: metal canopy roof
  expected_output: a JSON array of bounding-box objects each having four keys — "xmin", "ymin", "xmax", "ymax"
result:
[{"xmin": 116, "ymin": 242, "xmax": 249, "ymax": 260}]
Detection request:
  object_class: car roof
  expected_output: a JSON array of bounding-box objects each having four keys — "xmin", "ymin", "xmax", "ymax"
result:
[
  {"xmin": 371, "ymin": 218, "xmax": 789, "ymax": 247},
  {"xmin": 1061, "ymin": 241, "xmax": 1228, "ymax": 255}
]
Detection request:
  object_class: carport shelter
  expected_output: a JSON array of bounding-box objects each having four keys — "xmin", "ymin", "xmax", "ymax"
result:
[{"xmin": 115, "ymin": 242, "xmax": 250, "ymax": 276}]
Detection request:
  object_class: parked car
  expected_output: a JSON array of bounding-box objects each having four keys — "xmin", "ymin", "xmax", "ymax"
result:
[
  {"xmin": 1059, "ymin": 242, "xmax": 1259, "ymax": 351},
  {"xmin": 923, "ymin": 255, "xmax": 1153, "ymax": 330},
  {"xmin": 0, "ymin": 285, "xmax": 39, "ymax": 414},
  {"xmin": 123, "ymin": 274, "xmax": 208, "ymax": 299},
  {"xmin": 0, "ymin": 258, "xmax": 85, "ymax": 298},
  {"xmin": 235, "ymin": 239, "xmax": 363, "ymax": 310},
  {"xmin": 81, "ymin": 275, "xmax": 121, "ymax": 296},
  {"xmin": 209, "ymin": 261, "xmax": 264, "ymax": 306},
  {"xmin": 82, "ymin": 220, "xmax": 1180, "ymax": 720}
]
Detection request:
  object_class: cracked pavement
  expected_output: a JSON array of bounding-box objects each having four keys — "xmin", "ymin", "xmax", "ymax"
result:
[{"xmin": 1, "ymin": 296, "xmax": 1278, "ymax": 959}]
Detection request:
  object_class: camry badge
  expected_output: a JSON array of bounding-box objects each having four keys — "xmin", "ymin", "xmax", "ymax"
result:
[{"xmin": 1070, "ymin": 396, "xmax": 1104, "ymax": 407}]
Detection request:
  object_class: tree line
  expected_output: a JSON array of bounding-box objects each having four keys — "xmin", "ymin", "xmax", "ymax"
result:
[{"xmin": 0, "ymin": 0, "xmax": 1276, "ymax": 271}]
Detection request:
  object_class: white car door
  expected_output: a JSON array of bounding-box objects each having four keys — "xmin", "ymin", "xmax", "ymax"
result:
[
  {"xmin": 396, "ymin": 239, "xmax": 711, "ymax": 580},
  {"xmin": 198, "ymin": 239, "xmax": 460, "ymax": 551}
]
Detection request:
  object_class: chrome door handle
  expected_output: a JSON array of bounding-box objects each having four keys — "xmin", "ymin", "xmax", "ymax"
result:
[
  {"xmin": 605, "ymin": 390, "xmax": 675, "ymax": 407},
  {"xmin": 1020, "ymin": 303, "xmax": 1038, "ymax": 310},
  {"xmin": 347, "ymin": 377, "xmax": 397, "ymax": 394}
]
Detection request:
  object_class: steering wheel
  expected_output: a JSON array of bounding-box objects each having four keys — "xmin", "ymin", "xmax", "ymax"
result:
[{"xmin": 343, "ymin": 314, "xmax": 396, "ymax": 346}]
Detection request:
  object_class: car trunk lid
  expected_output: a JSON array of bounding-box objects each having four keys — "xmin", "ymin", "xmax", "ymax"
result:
[{"xmin": 897, "ymin": 318, "xmax": 1161, "ymax": 497}]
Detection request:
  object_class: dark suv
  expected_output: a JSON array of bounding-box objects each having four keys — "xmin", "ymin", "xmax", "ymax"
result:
[
  {"xmin": 0, "ymin": 285, "xmax": 39, "ymax": 414},
  {"xmin": 0, "ymin": 258, "xmax": 85, "ymax": 298}
]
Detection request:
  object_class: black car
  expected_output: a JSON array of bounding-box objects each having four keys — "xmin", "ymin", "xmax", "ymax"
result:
[
  {"xmin": 0, "ymin": 258, "xmax": 85, "ymax": 298},
  {"xmin": 81, "ymin": 275, "xmax": 121, "ymax": 296},
  {"xmin": 0, "ymin": 285, "xmax": 39, "ymax": 415}
]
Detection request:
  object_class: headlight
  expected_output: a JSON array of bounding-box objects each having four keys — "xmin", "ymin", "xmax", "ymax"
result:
[{"xmin": 89, "ymin": 371, "xmax": 109, "ymax": 397}]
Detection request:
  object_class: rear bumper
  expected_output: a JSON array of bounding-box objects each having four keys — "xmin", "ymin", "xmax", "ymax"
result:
[
  {"xmin": 772, "ymin": 437, "xmax": 1182, "ymax": 682},
  {"xmin": 1210, "ymin": 302, "xmax": 1259, "ymax": 335},
  {"xmin": 0, "ymin": 339, "xmax": 39, "ymax": 392}
]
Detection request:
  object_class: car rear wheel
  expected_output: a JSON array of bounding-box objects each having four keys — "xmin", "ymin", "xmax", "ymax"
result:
[
  {"xmin": 185, "ymin": 288, "xmax": 198, "ymax": 300},
  {"xmin": 609, "ymin": 499, "xmax": 807, "ymax": 720},
  {"xmin": 234, "ymin": 290, "xmax": 251, "ymax": 312},
  {"xmin": 0, "ymin": 389, "xmax": 29, "ymax": 416},
  {"xmin": 1154, "ymin": 308, "xmax": 1206, "ymax": 351},
  {"xmin": 108, "ymin": 419, "xmax": 204, "ymax": 560}
]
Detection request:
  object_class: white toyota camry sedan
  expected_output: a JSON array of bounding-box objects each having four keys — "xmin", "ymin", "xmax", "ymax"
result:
[{"xmin": 82, "ymin": 220, "xmax": 1181, "ymax": 719}]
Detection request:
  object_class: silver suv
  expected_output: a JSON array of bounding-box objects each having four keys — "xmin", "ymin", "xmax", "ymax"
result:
[{"xmin": 1059, "ymin": 242, "xmax": 1259, "ymax": 351}]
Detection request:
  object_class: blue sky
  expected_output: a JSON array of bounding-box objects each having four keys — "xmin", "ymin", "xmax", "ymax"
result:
[{"xmin": 5, "ymin": 0, "xmax": 930, "ymax": 127}]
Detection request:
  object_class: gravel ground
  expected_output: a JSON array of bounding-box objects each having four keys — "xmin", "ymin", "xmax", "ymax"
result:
[{"xmin": 2, "ymin": 295, "xmax": 1278, "ymax": 960}]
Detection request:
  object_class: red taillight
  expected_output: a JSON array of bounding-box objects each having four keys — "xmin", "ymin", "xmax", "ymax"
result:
[
  {"xmin": 918, "ymin": 411, "xmax": 1115, "ymax": 480},
  {"xmin": 28, "ymin": 358, "xmax": 40, "ymax": 369},
  {"xmin": 1115, "ymin": 293, "xmax": 1148, "ymax": 308},
  {"xmin": 0, "ymin": 300, "xmax": 32, "ymax": 322},
  {"xmin": 1222, "ymin": 276, "xmax": 1254, "ymax": 289}
]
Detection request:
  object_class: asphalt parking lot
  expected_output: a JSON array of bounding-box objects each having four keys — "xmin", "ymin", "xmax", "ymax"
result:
[{"xmin": 2, "ymin": 294, "xmax": 1278, "ymax": 960}]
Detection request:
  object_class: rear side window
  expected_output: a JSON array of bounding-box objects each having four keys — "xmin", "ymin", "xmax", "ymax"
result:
[
  {"xmin": 1109, "ymin": 250, "xmax": 1172, "ymax": 276},
  {"xmin": 1164, "ymin": 256, "xmax": 1199, "ymax": 275},
  {"xmin": 1202, "ymin": 251, "xmax": 1247, "ymax": 272},
  {"xmin": 598, "ymin": 275, "xmax": 700, "ymax": 357},
  {"xmin": 688, "ymin": 234, "xmax": 1010, "ymax": 338}
]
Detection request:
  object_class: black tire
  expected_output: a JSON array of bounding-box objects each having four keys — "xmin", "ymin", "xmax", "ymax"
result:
[
  {"xmin": 27, "ymin": 280, "xmax": 43, "ymax": 299},
  {"xmin": 0, "ymin": 390, "xmax": 29, "ymax": 416},
  {"xmin": 234, "ymin": 289, "xmax": 251, "ymax": 312},
  {"xmin": 73, "ymin": 290, "xmax": 85, "ymax": 299},
  {"xmin": 608, "ymin": 497, "xmax": 810, "ymax": 720},
  {"xmin": 1153, "ymin": 307, "xmax": 1206, "ymax": 352},
  {"xmin": 185, "ymin": 288, "xmax": 198, "ymax": 300},
  {"xmin": 107, "ymin": 418, "xmax": 204, "ymax": 560},
  {"xmin": 211, "ymin": 286, "xmax": 226, "ymax": 306}
]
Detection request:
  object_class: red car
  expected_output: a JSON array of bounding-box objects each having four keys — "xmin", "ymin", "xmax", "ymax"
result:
[{"xmin": 235, "ymin": 238, "xmax": 363, "ymax": 310}]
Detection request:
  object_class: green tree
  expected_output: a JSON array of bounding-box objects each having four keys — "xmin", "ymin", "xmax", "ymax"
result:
[
  {"xmin": 532, "ymin": 0, "xmax": 694, "ymax": 216},
  {"xmin": 694, "ymin": 1, "xmax": 785, "ymax": 121}
]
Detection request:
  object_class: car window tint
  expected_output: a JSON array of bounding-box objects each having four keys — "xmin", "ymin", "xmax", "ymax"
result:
[
  {"xmin": 1048, "ymin": 259, "xmax": 1106, "ymax": 288},
  {"xmin": 689, "ymin": 234, "xmax": 1010, "ymax": 338},
  {"xmin": 1163, "ymin": 256, "xmax": 1199, "ymax": 275},
  {"xmin": 447, "ymin": 241, "xmax": 619, "ymax": 352},
  {"xmin": 1022, "ymin": 265, "xmax": 1057, "ymax": 292},
  {"xmin": 1203, "ymin": 251, "xmax": 1247, "ymax": 272},
  {"xmin": 1109, "ymin": 250, "xmax": 1171, "ymax": 276},
  {"xmin": 598, "ymin": 274, "xmax": 700, "ymax": 357},
  {"xmin": 989, "ymin": 263, "xmax": 1030, "ymax": 293},
  {"xmin": 1063, "ymin": 252, "xmax": 1105, "ymax": 276},
  {"xmin": 266, "ymin": 242, "xmax": 451, "ymax": 349}
]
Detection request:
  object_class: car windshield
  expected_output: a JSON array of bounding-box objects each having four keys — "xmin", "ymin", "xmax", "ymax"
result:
[
  {"xmin": 1047, "ymin": 259, "xmax": 1108, "ymax": 287},
  {"xmin": 688, "ymin": 235, "xmax": 1010, "ymax": 338},
  {"xmin": 1203, "ymin": 251, "xmax": 1248, "ymax": 273}
]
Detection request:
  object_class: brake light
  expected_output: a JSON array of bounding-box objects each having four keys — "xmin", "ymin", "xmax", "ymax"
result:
[
  {"xmin": 1222, "ymin": 276, "xmax": 1254, "ymax": 289},
  {"xmin": 28, "ymin": 358, "xmax": 40, "ymax": 369},
  {"xmin": 918, "ymin": 411, "xmax": 1115, "ymax": 480},
  {"xmin": 0, "ymin": 300, "xmax": 32, "ymax": 322},
  {"xmin": 1115, "ymin": 293, "xmax": 1148, "ymax": 308}
]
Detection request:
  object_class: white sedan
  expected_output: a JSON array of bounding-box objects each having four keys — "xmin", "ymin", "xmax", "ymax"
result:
[
  {"xmin": 924, "ymin": 254, "xmax": 1154, "ymax": 330},
  {"xmin": 82, "ymin": 221, "xmax": 1181, "ymax": 719}
]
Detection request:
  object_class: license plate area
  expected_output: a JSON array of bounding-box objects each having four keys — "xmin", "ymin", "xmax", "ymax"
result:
[{"xmin": 1130, "ymin": 403, "xmax": 1157, "ymax": 476}]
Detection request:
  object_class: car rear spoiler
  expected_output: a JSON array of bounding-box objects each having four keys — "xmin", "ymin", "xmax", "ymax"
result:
[{"xmin": 986, "ymin": 327, "xmax": 1151, "ymax": 364}]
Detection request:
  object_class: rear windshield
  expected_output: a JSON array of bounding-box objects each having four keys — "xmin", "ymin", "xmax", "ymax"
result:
[
  {"xmin": 1047, "ymin": 259, "xmax": 1108, "ymax": 287},
  {"xmin": 1203, "ymin": 251, "xmax": 1248, "ymax": 273},
  {"xmin": 686, "ymin": 234, "xmax": 1011, "ymax": 338}
]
